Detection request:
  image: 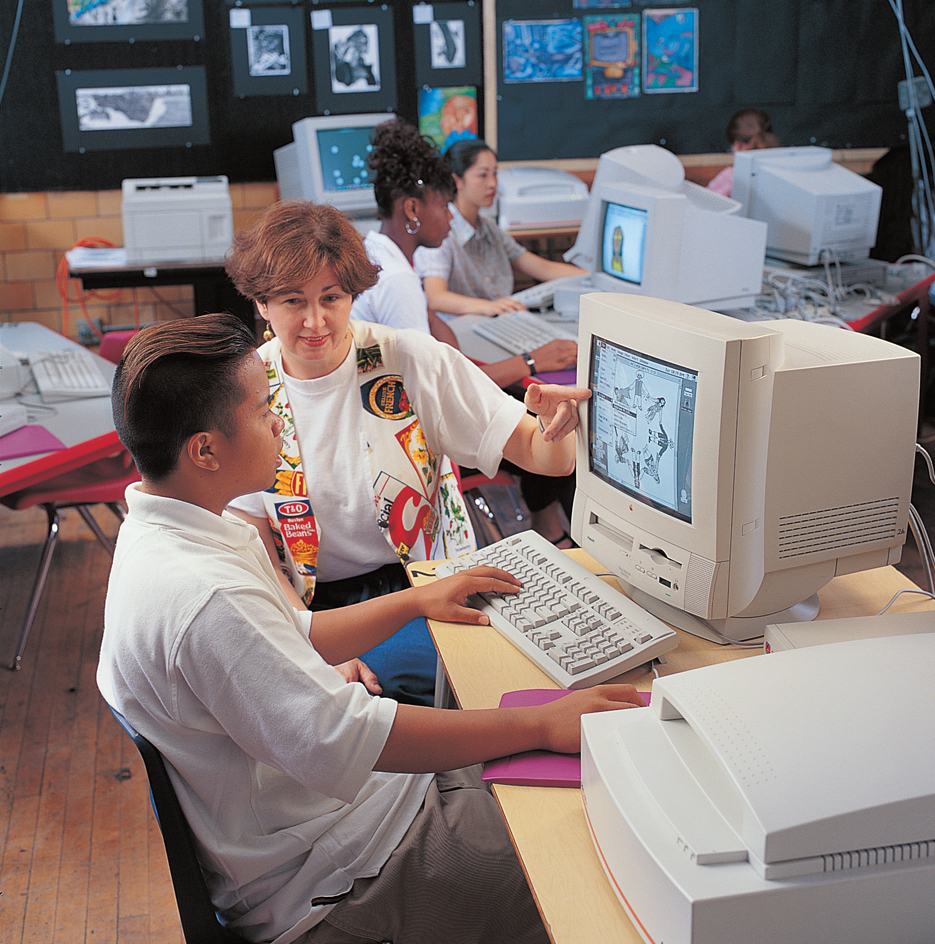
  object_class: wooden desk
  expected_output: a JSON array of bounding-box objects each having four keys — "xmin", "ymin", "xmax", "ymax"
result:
[
  {"xmin": 411, "ymin": 553, "xmax": 935, "ymax": 944},
  {"xmin": 0, "ymin": 322, "xmax": 121, "ymax": 497}
]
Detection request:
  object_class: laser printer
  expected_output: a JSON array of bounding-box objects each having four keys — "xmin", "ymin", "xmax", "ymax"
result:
[
  {"xmin": 496, "ymin": 166, "xmax": 589, "ymax": 230},
  {"xmin": 581, "ymin": 633, "xmax": 935, "ymax": 944},
  {"xmin": 121, "ymin": 176, "xmax": 233, "ymax": 266}
]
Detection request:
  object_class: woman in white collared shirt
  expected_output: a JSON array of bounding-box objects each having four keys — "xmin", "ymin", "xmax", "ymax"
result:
[{"xmin": 415, "ymin": 139, "xmax": 586, "ymax": 319}]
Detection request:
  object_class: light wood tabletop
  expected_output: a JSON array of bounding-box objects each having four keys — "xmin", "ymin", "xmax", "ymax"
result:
[{"xmin": 410, "ymin": 550, "xmax": 935, "ymax": 944}]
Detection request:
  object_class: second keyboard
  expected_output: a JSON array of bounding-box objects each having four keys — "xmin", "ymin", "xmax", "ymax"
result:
[
  {"xmin": 436, "ymin": 530, "xmax": 678, "ymax": 688},
  {"xmin": 28, "ymin": 349, "xmax": 111, "ymax": 402},
  {"xmin": 472, "ymin": 310, "xmax": 577, "ymax": 357}
]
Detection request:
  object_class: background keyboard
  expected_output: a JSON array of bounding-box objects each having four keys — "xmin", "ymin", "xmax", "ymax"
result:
[
  {"xmin": 510, "ymin": 274, "xmax": 589, "ymax": 310},
  {"xmin": 436, "ymin": 530, "xmax": 678, "ymax": 688},
  {"xmin": 28, "ymin": 349, "xmax": 110, "ymax": 402},
  {"xmin": 472, "ymin": 310, "xmax": 577, "ymax": 357}
]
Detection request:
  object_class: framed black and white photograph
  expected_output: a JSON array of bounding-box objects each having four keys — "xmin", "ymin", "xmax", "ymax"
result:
[
  {"xmin": 310, "ymin": 6, "xmax": 396, "ymax": 115},
  {"xmin": 329, "ymin": 23, "xmax": 381, "ymax": 94},
  {"xmin": 228, "ymin": 5, "xmax": 308, "ymax": 98},
  {"xmin": 248, "ymin": 25, "xmax": 290, "ymax": 76},
  {"xmin": 56, "ymin": 67, "xmax": 211, "ymax": 152},
  {"xmin": 53, "ymin": 0, "xmax": 205, "ymax": 44},
  {"xmin": 430, "ymin": 19, "xmax": 466, "ymax": 69},
  {"xmin": 413, "ymin": 2, "xmax": 482, "ymax": 88}
]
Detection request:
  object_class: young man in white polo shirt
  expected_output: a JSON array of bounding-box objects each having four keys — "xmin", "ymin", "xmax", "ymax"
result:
[{"xmin": 97, "ymin": 313, "xmax": 643, "ymax": 944}]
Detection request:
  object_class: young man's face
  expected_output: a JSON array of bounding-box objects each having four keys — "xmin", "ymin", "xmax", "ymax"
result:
[{"xmin": 219, "ymin": 352, "xmax": 285, "ymax": 498}]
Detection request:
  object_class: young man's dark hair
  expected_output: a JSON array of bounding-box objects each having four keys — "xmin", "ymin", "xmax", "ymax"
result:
[{"xmin": 112, "ymin": 313, "xmax": 257, "ymax": 481}]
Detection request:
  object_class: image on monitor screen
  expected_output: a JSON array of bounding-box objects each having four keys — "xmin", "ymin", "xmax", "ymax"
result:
[
  {"xmin": 316, "ymin": 126, "xmax": 375, "ymax": 194},
  {"xmin": 589, "ymin": 335, "xmax": 695, "ymax": 523},
  {"xmin": 600, "ymin": 201, "xmax": 647, "ymax": 285}
]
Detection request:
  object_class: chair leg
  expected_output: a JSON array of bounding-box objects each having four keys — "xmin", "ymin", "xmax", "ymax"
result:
[
  {"xmin": 75, "ymin": 505, "xmax": 117, "ymax": 556},
  {"xmin": 7, "ymin": 503, "xmax": 61, "ymax": 671}
]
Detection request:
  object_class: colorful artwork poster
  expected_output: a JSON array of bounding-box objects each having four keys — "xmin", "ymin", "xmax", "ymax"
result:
[
  {"xmin": 643, "ymin": 8, "xmax": 698, "ymax": 93},
  {"xmin": 503, "ymin": 19, "xmax": 583, "ymax": 84},
  {"xmin": 574, "ymin": 0, "xmax": 631, "ymax": 8},
  {"xmin": 419, "ymin": 86, "xmax": 478, "ymax": 151},
  {"xmin": 584, "ymin": 14, "xmax": 639, "ymax": 100}
]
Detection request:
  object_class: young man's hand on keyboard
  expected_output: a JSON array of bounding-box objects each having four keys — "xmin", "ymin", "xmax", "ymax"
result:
[{"xmin": 412, "ymin": 565, "xmax": 522, "ymax": 626}]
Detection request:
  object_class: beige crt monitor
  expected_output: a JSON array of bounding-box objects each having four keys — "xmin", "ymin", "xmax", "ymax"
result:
[{"xmin": 571, "ymin": 294, "xmax": 920, "ymax": 642}]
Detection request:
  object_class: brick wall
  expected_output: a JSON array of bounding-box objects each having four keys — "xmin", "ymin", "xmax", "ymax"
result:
[{"xmin": 0, "ymin": 182, "xmax": 278, "ymax": 343}]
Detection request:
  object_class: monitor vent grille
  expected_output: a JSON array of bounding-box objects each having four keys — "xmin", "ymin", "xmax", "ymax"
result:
[
  {"xmin": 821, "ymin": 839, "xmax": 935, "ymax": 873},
  {"xmin": 777, "ymin": 498, "xmax": 901, "ymax": 560},
  {"xmin": 684, "ymin": 555, "xmax": 717, "ymax": 615}
]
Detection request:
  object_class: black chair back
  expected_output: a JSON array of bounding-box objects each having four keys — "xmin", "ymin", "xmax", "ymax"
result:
[{"xmin": 108, "ymin": 706, "xmax": 246, "ymax": 944}]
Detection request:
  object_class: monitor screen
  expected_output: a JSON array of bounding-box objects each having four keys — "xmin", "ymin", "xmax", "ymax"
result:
[
  {"xmin": 600, "ymin": 201, "xmax": 647, "ymax": 286},
  {"xmin": 588, "ymin": 334, "xmax": 695, "ymax": 523},
  {"xmin": 316, "ymin": 126, "xmax": 375, "ymax": 194}
]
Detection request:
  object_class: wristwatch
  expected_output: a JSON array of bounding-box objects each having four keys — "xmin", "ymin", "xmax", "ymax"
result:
[{"xmin": 522, "ymin": 352, "xmax": 537, "ymax": 376}]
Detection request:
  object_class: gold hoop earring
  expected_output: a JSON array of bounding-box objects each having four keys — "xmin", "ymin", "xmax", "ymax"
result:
[
  {"xmin": 405, "ymin": 216, "xmax": 421, "ymax": 235},
  {"xmin": 263, "ymin": 322, "xmax": 274, "ymax": 342}
]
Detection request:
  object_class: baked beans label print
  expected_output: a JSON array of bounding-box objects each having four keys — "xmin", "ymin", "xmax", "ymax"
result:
[{"xmin": 357, "ymin": 340, "xmax": 474, "ymax": 560}]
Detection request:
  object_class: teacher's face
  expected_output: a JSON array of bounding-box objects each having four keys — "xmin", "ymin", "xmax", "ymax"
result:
[{"xmin": 257, "ymin": 266, "xmax": 354, "ymax": 380}]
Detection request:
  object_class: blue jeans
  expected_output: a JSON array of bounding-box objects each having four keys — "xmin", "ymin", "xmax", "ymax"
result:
[{"xmin": 310, "ymin": 563, "xmax": 437, "ymax": 707}]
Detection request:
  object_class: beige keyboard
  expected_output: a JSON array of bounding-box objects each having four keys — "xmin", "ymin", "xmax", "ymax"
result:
[
  {"xmin": 28, "ymin": 349, "xmax": 110, "ymax": 402},
  {"xmin": 436, "ymin": 530, "xmax": 678, "ymax": 688}
]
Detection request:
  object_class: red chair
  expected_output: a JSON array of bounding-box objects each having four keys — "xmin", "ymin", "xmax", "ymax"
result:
[
  {"xmin": 2, "ymin": 448, "xmax": 139, "ymax": 670},
  {"xmin": 3, "ymin": 331, "xmax": 141, "ymax": 670},
  {"xmin": 98, "ymin": 329, "xmax": 137, "ymax": 364}
]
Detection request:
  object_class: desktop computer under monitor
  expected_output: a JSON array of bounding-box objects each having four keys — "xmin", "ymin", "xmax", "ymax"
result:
[
  {"xmin": 555, "ymin": 144, "xmax": 768, "ymax": 315},
  {"xmin": 570, "ymin": 292, "xmax": 920, "ymax": 642},
  {"xmin": 732, "ymin": 145, "xmax": 883, "ymax": 266},
  {"xmin": 273, "ymin": 112, "xmax": 395, "ymax": 225}
]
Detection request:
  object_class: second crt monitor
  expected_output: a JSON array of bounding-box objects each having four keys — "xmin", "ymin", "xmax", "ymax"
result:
[
  {"xmin": 274, "ymin": 113, "xmax": 394, "ymax": 219},
  {"xmin": 732, "ymin": 146, "xmax": 883, "ymax": 266},
  {"xmin": 559, "ymin": 144, "xmax": 768, "ymax": 313},
  {"xmin": 571, "ymin": 293, "xmax": 919, "ymax": 642}
]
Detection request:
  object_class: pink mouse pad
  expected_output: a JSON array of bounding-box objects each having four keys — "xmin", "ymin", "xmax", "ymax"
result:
[{"xmin": 481, "ymin": 688, "xmax": 651, "ymax": 788}]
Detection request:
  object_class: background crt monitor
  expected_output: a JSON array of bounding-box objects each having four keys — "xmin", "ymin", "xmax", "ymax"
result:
[
  {"xmin": 732, "ymin": 146, "xmax": 882, "ymax": 266},
  {"xmin": 274, "ymin": 112, "xmax": 394, "ymax": 215},
  {"xmin": 316, "ymin": 125, "xmax": 375, "ymax": 194},
  {"xmin": 600, "ymin": 201, "xmax": 647, "ymax": 286},
  {"xmin": 589, "ymin": 334, "xmax": 695, "ymax": 523}
]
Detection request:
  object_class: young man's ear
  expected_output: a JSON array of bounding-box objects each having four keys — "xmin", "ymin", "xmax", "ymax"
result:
[{"xmin": 186, "ymin": 431, "xmax": 221, "ymax": 472}]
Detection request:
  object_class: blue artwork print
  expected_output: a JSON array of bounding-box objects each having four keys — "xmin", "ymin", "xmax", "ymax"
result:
[
  {"xmin": 643, "ymin": 8, "xmax": 698, "ymax": 93},
  {"xmin": 503, "ymin": 19, "xmax": 583, "ymax": 84}
]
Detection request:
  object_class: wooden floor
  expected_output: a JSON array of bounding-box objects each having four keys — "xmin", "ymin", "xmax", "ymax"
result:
[
  {"xmin": 1, "ymin": 451, "xmax": 934, "ymax": 944},
  {"xmin": 0, "ymin": 503, "xmax": 182, "ymax": 944}
]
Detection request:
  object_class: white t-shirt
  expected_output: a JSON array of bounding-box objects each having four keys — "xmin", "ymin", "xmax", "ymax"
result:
[
  {"xmin": 98, "ymin": 485, "xmax": 432, "ymax": 944},
  {"xmin": 228, "ymin": 329, "xmax": 526, "ymax": 581},
  {"xmin": 351, "ymin": 230, "xmax": 430, "ymax": 333}
]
